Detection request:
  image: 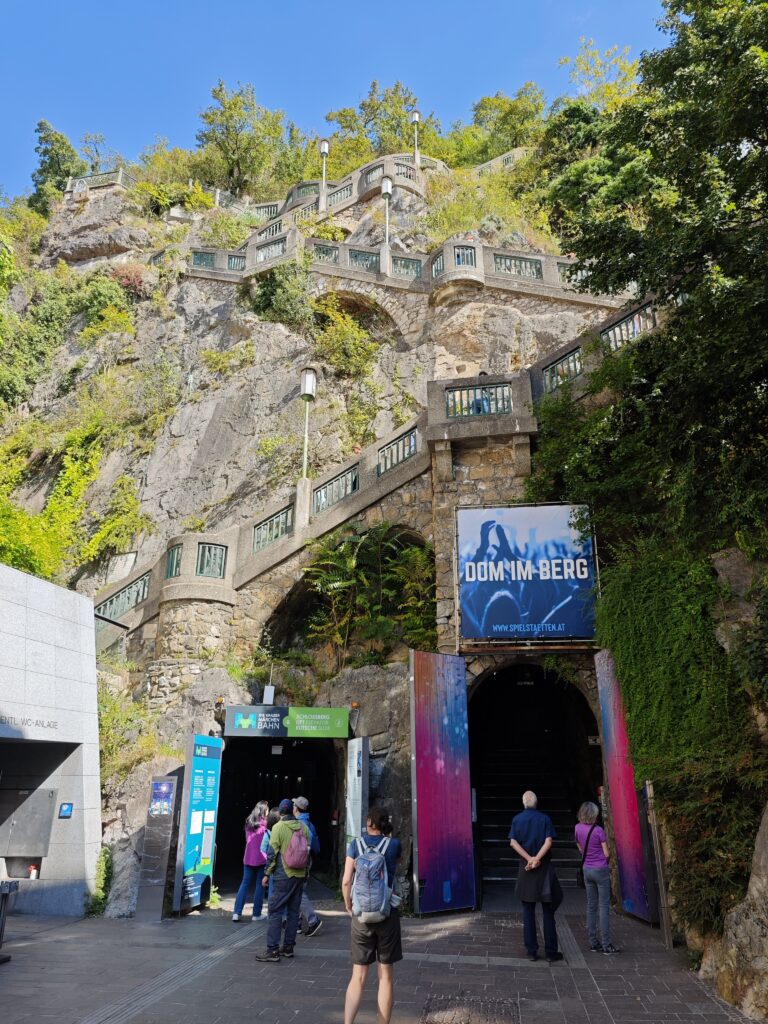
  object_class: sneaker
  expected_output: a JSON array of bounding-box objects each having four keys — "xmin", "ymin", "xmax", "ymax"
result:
[
  {"xmin": 526, "ymin": 952, "xmax": 538, "ymax": 962},
  {"xmin": 590, "ymin": 942, "xmax": 603, "ymax": 953},
  {"xmin": 232, "ymin": 913, "xmax": 241, "ymax": 922},
  {"xmin": 602, "ymin": 944, "xmax": 620, "ymax": 955},
  {"xmin": 279, "ymin": 946, "xmax": 294, "ymax": 958},
  {"xmin": 305, "ymin": 919, "xmax": 323, "ymax": 938},
  {"xmin": 254, "ymin": 949, "xmax": 280, "ymax": 963},
  {"xmin": 546, "ymin": 952, "xmax": 564, "ymax": 963}
]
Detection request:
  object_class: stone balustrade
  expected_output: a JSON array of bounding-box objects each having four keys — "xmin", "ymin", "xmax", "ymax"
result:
[{"xmin": 64, "ymin": 167, "xmax": 138, "ymax": 197}]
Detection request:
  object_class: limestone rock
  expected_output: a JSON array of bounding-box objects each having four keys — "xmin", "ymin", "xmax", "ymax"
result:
[
  {"xmin": 701, "ymin": 801, "xmax": 768, "ymax": 1019},
  {"xmin": 40, "ymin": 189, "xmax": 151, "ymax": 267}
]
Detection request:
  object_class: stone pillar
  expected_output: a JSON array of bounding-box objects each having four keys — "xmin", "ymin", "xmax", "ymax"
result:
[
  {"xmin": 380, "ymin": 242, "xmax": 391, "ymax": 277},
  {"xmin": 295, "ymin": 478, "xmax": 312, "ymax": 529}
]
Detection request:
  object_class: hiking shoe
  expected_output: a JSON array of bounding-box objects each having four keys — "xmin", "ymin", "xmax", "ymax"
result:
[
  {"xmin": 590, "ymin": 942, "xmax": 603, "ymax": 953},
  {"xmin": 546, "ymin": 952, "xmax": 564, "ymax": 963},
  {"xmin": 279, "ymin": 946, "xmax": 294, "ymax": 958},
  {"xmin": 254, "ymin": 949, "xmax": 280, "ymax": 963},
  {"xmin": 305, "ymin": 919, "xmax": 323, "ymax": 938},
  {"xmin": 602, "ymin": 944, "xmax": 620, "ymax": 955},
  {"xmin": 232, "ymin": 913, "xmax": 241, "ymax": 922}
]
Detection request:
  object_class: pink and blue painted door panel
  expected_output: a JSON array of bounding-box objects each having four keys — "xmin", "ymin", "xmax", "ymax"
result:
[
  {"xmin": 595, "ymin": 651, "xmax": 652, "ymax": 922},
  {"xmin": 410, "ymin": 650, "xmax": 475, "ymax": 914}
]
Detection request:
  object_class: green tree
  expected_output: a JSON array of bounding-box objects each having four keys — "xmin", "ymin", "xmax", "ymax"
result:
[
  {"xmin": 471, "ymin": 83, "xmax": 546, "ymax": 159},
  {"xmin": 30, "ymin": 120, "xmax": 88, "ymax": 215},
  {"xmin": 196, "ymin": 81, "xmax": 285, "ymax": 196},
  {"xmin": 559, "ymin": 37, "xmax": 639, "ymax": 112}
]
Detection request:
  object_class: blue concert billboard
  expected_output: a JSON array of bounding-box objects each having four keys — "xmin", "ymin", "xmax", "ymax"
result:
[{"xmin": 456, "ymin": 504, "xmax": 596, "ymax": 643}]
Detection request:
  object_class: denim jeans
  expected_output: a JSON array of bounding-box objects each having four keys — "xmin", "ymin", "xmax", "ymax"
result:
[
  {"xmin": 299, "ymin": 883, "xmax": 319, "ymax": 931},
  {"xmin": 522, "ymin": 900, "xmax": 558, "ymax": 956},
  {"xmin": 265, "ymin": 875, "xmax": 304, "ymax": 952},
  {"xmin": 584, "ymin": 866, "xmax": 611, "ymax": 946},
  {"xmin": 234, "ymin": 864, "xmax": 265, "ymax": 917}
]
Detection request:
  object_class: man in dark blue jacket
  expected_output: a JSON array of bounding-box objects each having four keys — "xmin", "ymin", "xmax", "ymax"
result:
[
  {"xmin": 509, "ymin": 790, "xmax": 563, "ymax": 963},
  {"xmin": 294, "ymin": 796, "xmax": 323, "ymax": 937}
]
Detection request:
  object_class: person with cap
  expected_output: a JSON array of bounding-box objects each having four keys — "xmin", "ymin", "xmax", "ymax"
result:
[
  {"xmin": 293, "ymin": 795, "xmax": 323, "ymax": 938},
  {"xmin": 254, "ymin": 798, "xmax": 311, "ymax": 962}
]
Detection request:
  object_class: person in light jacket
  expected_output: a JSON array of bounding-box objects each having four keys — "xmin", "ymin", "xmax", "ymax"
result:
[{"xmin": 232, "ymin": 800, "xmax": 268, "ymax": 921}]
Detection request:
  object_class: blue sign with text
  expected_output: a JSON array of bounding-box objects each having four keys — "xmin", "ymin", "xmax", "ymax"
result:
[
  {"xmin": 179, "ymin": 734, "xmax": 223, "ymax": 911},
  {"xmin": 456, "ymin": 504, "xmax": 596, "ymax": 642}
]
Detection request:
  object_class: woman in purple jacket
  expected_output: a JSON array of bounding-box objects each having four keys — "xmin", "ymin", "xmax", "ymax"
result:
[
  {"xmin": 575, "ymin": 802, "xmax": 619, "ymax": 954},
  {"xmin": 233, "ymin": 800, "xmax": 268, "ymax": 921}
]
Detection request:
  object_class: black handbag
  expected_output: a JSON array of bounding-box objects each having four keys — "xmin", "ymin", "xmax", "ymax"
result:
[{"xmin": 576, "ymin": 823, "xmax": 597, "ymax": 889}]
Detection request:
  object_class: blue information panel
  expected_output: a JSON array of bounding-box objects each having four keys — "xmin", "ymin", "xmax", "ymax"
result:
[
  {"xmin": 175, "ymin": 735, "xmax": 223, "ymax": 912},
  {"xmin": 456, "ymin": 504, "xmax": 596, "ymax": 643}
]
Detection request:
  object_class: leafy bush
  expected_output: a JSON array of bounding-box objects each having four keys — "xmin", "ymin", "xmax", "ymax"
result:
[
  {"xmin": 313, "ymin": 295, "xmax": 378, "ymax": 379},
  {"xmin": 86, "ymin": 846, "xmax": 112, "ymax": 916},
  {"xmin": 0, "ymin": 237, "xmax": 19, "ymax": 294},
  {"xmin": 82, "ymin": 475, "xmax": 154, "ymax": 564},
  {"xmin": 97, "ymin": 681, "xmax": 163, "ymax": 787},
  {"xmin": 132, "ymin": 180, "xmax": 215, "ymax": 217},
  {"xmin": 304, "ymin": 523, "xmax": 436, "ymax": 671},
  {"xmin": 240, "ymin": 251, "xmax": 315, "ymax": 336},
  {"xmin": 79, "ymin": 304, "xmax": 134, "ymax": 344},
  {"xmin": 110, "ymin": 263, "xmax": 153, "ymax": 300},
  {"xmin": 201, "ymin": 340, "xmax": 255, "ymax": 375},
  {"xmin": 199, "ymin": 210, "xmax": 250, "ymax": 249}
]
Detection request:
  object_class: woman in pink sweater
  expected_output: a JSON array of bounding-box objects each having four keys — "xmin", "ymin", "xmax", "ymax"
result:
[{"xmin": 233, "ymin": 801, "xmax": 268, "ymax": 921}]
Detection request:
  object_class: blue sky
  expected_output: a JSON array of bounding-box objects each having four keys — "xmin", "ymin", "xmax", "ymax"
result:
[{"xmin": 1, "ymin": 0, "xmax": 666, "ymax": 198}]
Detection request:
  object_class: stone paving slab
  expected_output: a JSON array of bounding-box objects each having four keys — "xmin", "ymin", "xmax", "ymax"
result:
[{"xmin": 0, "ymin": 900, "xmax": 751, "ymax": 1024}]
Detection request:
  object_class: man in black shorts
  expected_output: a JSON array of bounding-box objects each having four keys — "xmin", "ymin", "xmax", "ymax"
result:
[{"xmin": 341, "ymin": 807, "xmax": 402, "ymax": 1024}]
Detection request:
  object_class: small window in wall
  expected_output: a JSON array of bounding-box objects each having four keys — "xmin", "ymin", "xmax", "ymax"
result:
[
  {"xmin": 196, "ymin": 543, "xmax": 227, "ymax": 579},
  {"xmin": 165, "ymin": 544, "xmax": 182, "ymax": 579}
]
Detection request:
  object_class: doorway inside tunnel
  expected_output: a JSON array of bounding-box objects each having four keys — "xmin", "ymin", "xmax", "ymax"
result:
[
  {"xmin": 468, "ymin": 663, "xmax": 602, "ymax": 906},
  {"xmin": 214, "ymin": 736, "xmax": 338, "ymax": 892}
]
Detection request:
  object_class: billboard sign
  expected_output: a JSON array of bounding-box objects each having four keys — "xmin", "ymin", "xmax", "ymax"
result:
[
  {"xmin": 456, "ymin": 503, "xmax": 596, "ymax": 643},
  {"xmin": 173, "ymin": 735, "xmax": 223, "ymax": 913},
  {"xmin": 224, "ymin": 705, "xmax": 349, "ymax": 738}
]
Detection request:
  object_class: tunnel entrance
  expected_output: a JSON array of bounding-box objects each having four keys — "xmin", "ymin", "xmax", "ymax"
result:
[
  {"xmin": 469, "ymin": 663, "xmax": 602, "ymax": 907},
  {"xmin": 214, "ymin": 736, "xmax": 339, "ymax": 892}
]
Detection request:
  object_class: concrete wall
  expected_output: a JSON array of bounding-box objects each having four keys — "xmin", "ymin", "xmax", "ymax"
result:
[{"xmin": 0, "ymin": 563, "xmax": 101, "ymax": 915}]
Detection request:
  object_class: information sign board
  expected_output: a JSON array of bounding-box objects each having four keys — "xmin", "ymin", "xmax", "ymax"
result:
[
  {"xmin": 224, "ymin": 705, "xmax": 349, "ymax": 738},
  {"xmin": 172, "ymin": 735, "xmax": 223, "ymax": 913},
  {"xmin": 345, "ymin": 737, "xmax": 369, "ymax": 842}
]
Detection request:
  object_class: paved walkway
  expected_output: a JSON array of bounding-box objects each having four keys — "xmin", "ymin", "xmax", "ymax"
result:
[{"xmin": 1, "ymin": 886, "xmax": 747, "ymax": 1024}]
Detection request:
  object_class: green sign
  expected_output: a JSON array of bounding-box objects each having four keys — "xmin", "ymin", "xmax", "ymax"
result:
[
  {"xmin": 224, "ymin": 704, "xmax": 349, "ymax": 738},
  {"xmin": 287, "ymin": 706, "xmax": 349, "ymax": 738}
]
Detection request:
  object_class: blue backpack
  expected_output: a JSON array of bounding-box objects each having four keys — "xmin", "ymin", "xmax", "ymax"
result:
[{"xmin": 351, "ymin": 837, "xmax": 391, "ymax": 923}]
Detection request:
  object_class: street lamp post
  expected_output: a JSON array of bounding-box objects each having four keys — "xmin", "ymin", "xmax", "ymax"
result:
[
  {"xmin": 411, "ymin": 110, "xmax": 421, "ymax": 168},
  {"xmin": 381, "ymin": 176, "xmax": 393, "ymax": 245},
  {"xmin": 300, "ymin": 366, "xmax": 317, "ymax": 478},
  {"xmin": 319, "ymin": 138, "xmax": 330, "ymax": 213}
]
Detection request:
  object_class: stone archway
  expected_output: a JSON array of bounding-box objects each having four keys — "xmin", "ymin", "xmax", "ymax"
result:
[
  {"xmin": 467, "ymin": 657, "xmax": 603, "ymax": 901},
  {"xmin": 310, "ymin": 274, "xmax": 428, "ymax": 347}
]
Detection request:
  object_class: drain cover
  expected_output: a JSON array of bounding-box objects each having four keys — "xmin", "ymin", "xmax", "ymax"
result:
[{"xmin": 420, "ymin": 995, "xmax": 520, "ymax": 1024}]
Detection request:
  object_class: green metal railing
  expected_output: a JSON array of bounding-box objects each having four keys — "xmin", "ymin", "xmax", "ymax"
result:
[
  {"xmin": 392, "ymin": 256, "xmax": 422, "ymax": 278},
  {"xmin": 557, "ymin": 262, "xmax": 589, "ymax": 286},
  {"xmin": 313, "ymin": 465, "xmax": 360, "ymax": 514},
  {"xmin": 445, "ymin": 382, "xmax": 512, "ymax": 418},
  {"xmin": 455, "ymin": 245, "xmax": 476, "ymax": 268},
  {"xmin": 258, "ymin": 220, "xmax": 283, "ymax": 239},
  {"xmin": 313, "ymin": 243, "xmax": 339, "ymax": 264},
  {"xmin": 395, "ymin": 162, "xmax": 416, "ymax": 180},
  {"xmin": 165, "ymin": 545, "xmax": 182, "ymax": 579},
  {"xmin": 196, "ymin": 543, "xmax": 227, "ymax": 578},
  {"xmin": 378, "ymin": 429, "xmax": 417, "ymax": 475},
  {"xmin": 432, "ymin": 252, "xmax": 444, "ymax": 277},
  {"xmin": 328, "ymin": 183, "xmax": 353, "ymax": 206},
  {"xmin": 192, "ymin": 251, "xmax": 216, "ymax": 269},
  {"xmin": 542, "ymin": 349, "xmax": 583, "ymax": 392},
  {"xmin": 365, "ymin": 165, "xmax": 384, "ymax": 185},
  {"xmin": 493, "ymin": 254, "xmax": 543, "ymax": 279},
  {"xmin": 601, "ymin": 303, "xmax": 656, "ymax": 352},
  {"xmin": 349, "ymin": 250, "xmax": 380, "ymax": 272},
  {"xmin": 227, "ymin": 254, "xmax": 246, "ymax": 271},
  {"xmin": 95, "ymin": 573, "xmax": 150, "ymax": 620},
  {"xmin": 255, "ymin": 239, "xmax": 286, "ymax": 262},
  {"xmin": 253, "ymin": 507, "xmax": 294, "ymax": 552},
  {"xmin": 297, "ymin": 183, "xmax": 320, "ymax": 197}
]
